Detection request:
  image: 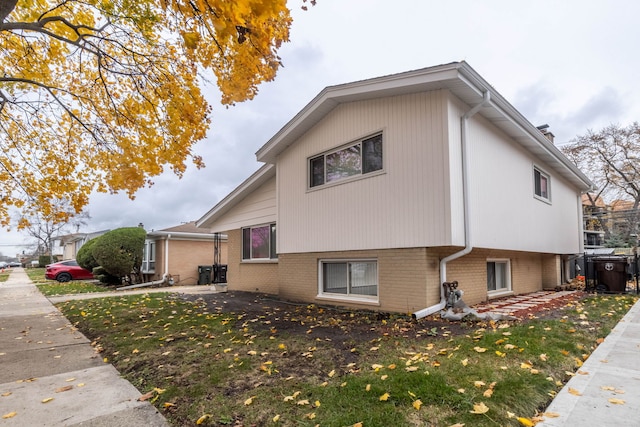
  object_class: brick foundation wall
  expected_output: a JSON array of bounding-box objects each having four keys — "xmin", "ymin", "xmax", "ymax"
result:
[
  {"xmin": 278, "ymin": 248, "xmax": 437, "ymax": 314},
  {"xmin": 225, "ymin": 229, "xmax": 279, "ymax": 294}
]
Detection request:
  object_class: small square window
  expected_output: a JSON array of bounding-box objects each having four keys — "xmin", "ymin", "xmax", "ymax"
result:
[
  {"xmin": 487, "ymin": 259, "xmax": 511, "ymax": 293},
  {"xmin": 534, "ymin": 167, "xmax": 550, "ymax": 201}
]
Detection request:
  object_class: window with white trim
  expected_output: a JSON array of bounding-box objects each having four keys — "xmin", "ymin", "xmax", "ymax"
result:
[
  {"xmin": 310, "ymin": 134, "xmax": 383, "ymax": 188},
  {"xmin": 487, "ymin": 259, "xmax": 511, "ymax": 293},
  {"xmin": 534, "ymin": 167, "xmax": 550, "ymax": 201},
  {"xmin": 142, "ymin": 240, "xmax": 156, "ymax": 273},
  {"xmin": 319, "ymin": 260, "xmax": 378, "ymax": 298},
  {"xmin": 242, "ymin": 223, "xmax": 277, "ymax": 260}
]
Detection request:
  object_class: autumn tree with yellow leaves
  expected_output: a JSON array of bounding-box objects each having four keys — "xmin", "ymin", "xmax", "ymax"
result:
[{"xmin": 0, "ymin": 0, "xmax": 305, "ymax": 228}]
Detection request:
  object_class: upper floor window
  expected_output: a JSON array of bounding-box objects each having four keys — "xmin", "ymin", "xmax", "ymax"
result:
[
  {"xmin": 242, "ymin": 223, "xmax": 277, "ymax": 260},
  {"xmin": 534, "ymin": 167, "xmax": 550, "ymax": 202},
  {"xmin": 310, "ymin": 134, "xmax": 383, "ymax": 188}
]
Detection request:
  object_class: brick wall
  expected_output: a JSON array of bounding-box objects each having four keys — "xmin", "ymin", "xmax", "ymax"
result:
[
  {"xmin": 225, "ymin": 229, "xmax": 279, "ymax": 294},
  {"xmin": 541, "ymin": 254, "xmax": 562, "ymax": 289},
  {"xmin": 278, "ymin": 248, "xmax": 436, "ymax": 314}
]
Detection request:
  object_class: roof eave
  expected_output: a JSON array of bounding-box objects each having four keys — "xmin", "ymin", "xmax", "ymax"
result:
[{"xmin": 196, "ymin": 164, "xmax": 276, "ymax": 229}]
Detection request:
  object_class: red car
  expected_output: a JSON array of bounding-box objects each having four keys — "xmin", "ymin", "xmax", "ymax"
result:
[{"xmin": 45, "ymin": 260, "xmax": 94, "ymax": 282}]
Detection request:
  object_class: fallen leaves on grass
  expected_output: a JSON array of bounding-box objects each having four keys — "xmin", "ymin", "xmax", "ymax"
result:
[{"xmin": 469, "ymin": 402, "xmax": 489, "ymax": 414}]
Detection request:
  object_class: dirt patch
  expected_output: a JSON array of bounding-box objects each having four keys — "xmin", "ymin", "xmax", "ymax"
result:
[{"xmin": 182, "ymin": 290, "xmax": 589, "ymax": 343}]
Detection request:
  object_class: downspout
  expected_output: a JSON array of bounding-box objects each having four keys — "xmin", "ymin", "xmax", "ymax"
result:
[
  {"xmin": 117, "ymin": 234, "xmax": 173, "ymax": 290},
  {"xmin": 413, "ymin": 91, "xmax": 491, "ymax": 319}
]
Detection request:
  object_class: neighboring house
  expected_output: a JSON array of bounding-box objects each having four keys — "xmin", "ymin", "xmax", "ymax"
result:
[
  {"xmin": 52, "ymin": 230, "xmax": 110, "ymax": 260},
  {"xmin": 142, "ymin": 221, "xmax": 228, "ymax": 286},
  {"xmin": 582, "ymin": 195, "xmax": 640, "ymax": 248},
  {"xmin": 196, "ymin": 61, "xmax": 593, "ymax": 315}
]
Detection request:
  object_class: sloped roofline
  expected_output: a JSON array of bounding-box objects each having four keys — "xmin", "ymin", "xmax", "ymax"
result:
[
  {"xmin": 255, "ymin": 61, "xmax": 593, "ymax": 191},
  {"xmin": 195, "ymin": 164, "xmax": 275, "ymax": 229}
]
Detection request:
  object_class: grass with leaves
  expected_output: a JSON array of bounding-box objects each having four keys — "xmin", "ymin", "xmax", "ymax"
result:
[
  {"xmin": 27, "ymin": 268, "xmax": 112, "ymax": 296},
  {"xmin": 56, "ymin": 292, "xmax": 638, "ymax": 427}
]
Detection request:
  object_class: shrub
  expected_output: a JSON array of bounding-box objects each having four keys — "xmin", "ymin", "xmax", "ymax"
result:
[
  {"xmin": 76, "ymin": 237, "xmax": 99, "ymax": 271},
  {"xmin": 91, "ymin": 227, "xmax": 146, "ymax": 283}
]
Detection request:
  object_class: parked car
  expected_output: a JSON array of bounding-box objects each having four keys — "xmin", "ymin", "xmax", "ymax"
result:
[
  {"xmin": 8, "ymin": 261, "xmax": 22, "ymax": 267},
  {"xmin": 0, "ymin": 261, "xmax": 7, "ymax": 269},
  {"xmin": 45, "ymin": 260, "xmax": 94, "ymax": 282}
]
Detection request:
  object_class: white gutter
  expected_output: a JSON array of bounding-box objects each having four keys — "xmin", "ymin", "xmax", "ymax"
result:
[{"xmin": 413, "ymin": 91, "xmax": 491, "ymax": 319}]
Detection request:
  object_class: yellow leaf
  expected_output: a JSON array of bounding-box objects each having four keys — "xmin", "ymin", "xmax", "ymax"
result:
[
  {"xmin": 469, "ymin": 402, "xmax": 490, "ymax": 414},
  {"xmin": 306, "ymin": 412, "xmax": 316, "ymax": 419},
  {"xmin": 379, "ymin": 392, "xmax": 390, "ymax": 401},
  {"xmin": 483, "ymin": 388, "xmax": 493, "ymax": 398},
  {"xmin": 608, "ymin": 398, "xmax": 625, "ymax": 405},
  {"xmin": 278, "ymin": 343, "xmax": 286, "ymax": 350},
  {"xmin": 474, "ymin": 381, "xmax": 485, "ymax": 388},
  {"xmin": 381, "ymin": 375, "xmax": 388, "ymax": 380},
  {"xmin": 371, "ymin": 364, "xmax": 384, "ymax": 371},
  {"xmin": 314, "ymin": 400, "xmax": 321, "ymax": 407},
  {"xmin": 244, "ymin": 396, "xmax": 256, "ymax": 405},
  {"xmin": 2, "ymin": 412, "xmax": 17, "ymax": 419},
  {"xmin": 353, "ymin": 423, "xmax": 363, "ymax": 427},
  {"xmin": 365, "ymin": 384, "xmax": 371, "ymax": 391},
  {"xmin": 539, "ymin": 353, "xmax": 548, "ymax": 361},
  {"xmin": 461, "ymin": 358, "xmax": 468, "ymax": 366},
  {"xmin": 448, "ymin": 424, "xmax": 466, "ymax": 427},
  {"xmin": 41, "ymin": 397, "xmax": 54, "ymax": 403},
  {"xmin": 517, "ymin": 417, "xmax": 535, "ymax": 426},
  {"xmin": 196, "ymin": 414, "xmax": 211, "ymax": 424},
  {"xmin": 163, "ymin": 402, "xmax": 175, "ymax": 408},
  {"xmin": 273, "ymin": 414, "xmax": 280, "ymax": 422},
  {"xmin": 297, "ymin": 399, "xmax": 309, "ymax": 405},
  {"xmin": 413, "ymin": 399, "xmax": 423, "ymax": 410},
  {"xmin": 568, "ymin": 387, "xmax": 582, "ymax": 396},
  {"xmin": 495, "ymin": 351, "xmax": 506, "ymax": 357},
  {"xmin": 328, "ymin": 369, "xmax": 335, "ymax": 377},
  {"xmin": 474, "ymin": 347, "xmax": 487, "ymax": 353},
  {"xmin": 457, "ymin": 388, "xmax": 466, "ymax": 394},
  {"xmin": 542, "ymin": 412, "xmax": 560, "ymax": 418}
]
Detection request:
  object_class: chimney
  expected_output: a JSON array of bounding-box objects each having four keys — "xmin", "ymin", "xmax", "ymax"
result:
[{"xmin": 536, "ymin": 124, "xmax": 555, "ymax": 143}]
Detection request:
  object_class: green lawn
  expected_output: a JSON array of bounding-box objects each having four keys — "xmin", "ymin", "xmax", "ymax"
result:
[
  {"xmin": 28, "ymin": 267, "xmax": 113, "ymax": 296},
  {"xmin": 56, "ymin": 292, "xmax": 638, "ymax": 426}
]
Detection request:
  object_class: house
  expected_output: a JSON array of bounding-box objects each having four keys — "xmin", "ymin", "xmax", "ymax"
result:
[
  {"xmin": 52, "ymin": 230, "xmax": 110, "ymax": 260},
  {"xmin": 141, "ymin": 221, "xmax": 227, "ymax": 286},
  {"xmin": 196, "ymin": 61, "xmax": 593, "ymax": 316}
]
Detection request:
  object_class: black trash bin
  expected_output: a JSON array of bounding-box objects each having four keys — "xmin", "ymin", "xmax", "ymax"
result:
[
  {"xmin": 198, "ymin": 265, "xmax": 212, "ymax": 285},
  {"xmin": 213, "ymin": 264, "xmax": 227, "ymax": 284},
  {"xmin": 594, "ymin": 257, "xmax": 628, "ymax": 293}
]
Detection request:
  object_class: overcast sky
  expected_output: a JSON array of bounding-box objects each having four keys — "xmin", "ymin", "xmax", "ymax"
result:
[{"xmin": 2, "ymin": 0, "xmax": 639, "ymax": 258}]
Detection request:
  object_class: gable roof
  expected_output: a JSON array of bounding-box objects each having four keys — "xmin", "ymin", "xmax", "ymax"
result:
[
  {"xmin": 196, "ymin": 164, "xmax": 275, "ymax": 229},
  {"xmin": 256, "ymin": 61, "xmax": 592, "ymax": 191}
]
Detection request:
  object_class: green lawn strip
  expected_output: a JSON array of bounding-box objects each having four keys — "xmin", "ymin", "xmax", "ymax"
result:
[
  {"xmin": 36, "ymin": 280, "xmax": 111, "ymax": 296},
  {"xmin": 26, "ymin": 267, "xmax": 112, "ymax": 296},
  {"xmin": 57, "ymin": 293, "xmax": 638, "ymax": 427}
]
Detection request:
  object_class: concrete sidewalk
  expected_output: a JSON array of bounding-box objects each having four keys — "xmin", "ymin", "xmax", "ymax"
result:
[
  {"xmin": 537, "ymin": 294, "xmax": 640, "ymax": 426},
  {"xmin": 0, "ymin": 268, "xmax": 170, "ymax": 426}
]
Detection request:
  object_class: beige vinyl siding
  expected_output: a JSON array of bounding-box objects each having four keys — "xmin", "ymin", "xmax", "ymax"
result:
[
  {"xmin": 465, "ymin": 112, "xmax": 583, "ymax": 254},
  {"xmin": 207, "ymin": 177, "xmax": 276, "ymax": 233},
  {"xmin": 277, "ymin": 90, "xmax": 452, "ymax": 254}
]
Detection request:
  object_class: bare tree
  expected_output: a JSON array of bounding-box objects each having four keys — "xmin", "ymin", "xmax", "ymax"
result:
[{"xmin": 562, "ymin": 123, "xmax": 640, "ymax": 245}]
